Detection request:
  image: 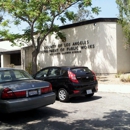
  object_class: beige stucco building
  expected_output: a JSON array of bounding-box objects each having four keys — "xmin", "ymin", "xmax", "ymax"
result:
[
  {"xmin": 1, "ymin": 18, "xmax": 130, "ymax": 74},
  {"xmin": 36, "ymin": 18, "xmax": 130, "ymax": 74},
  {"xmin": 0, "ymin": 40, "xmax": 21, "ymax": 69}
]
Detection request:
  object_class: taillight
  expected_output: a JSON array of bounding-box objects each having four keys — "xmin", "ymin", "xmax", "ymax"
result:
[
  {"xmin": 1, "ymin": 88, "xmax": 16, "ymax": 99},
  {"xmin": 1, "ymin": 88, "xmax": 26, "ymax": 99},
  {"xmin": 68, "ymin": 71, "xmax": 79, "ymax": 83},
  {"xmin": 92, "ymin": 71, "xmax": 97, "ymax": 80},
  {"xmin": 73, "ymin": 90, "xmax": 80, "ymax": 94},
  {"xmin": 14, "ymin": 91, "xmax": 26, "ymax": 98},
  {"xmin": 41, "ymin": 83, "xmax": 52, "ymax": 94}
]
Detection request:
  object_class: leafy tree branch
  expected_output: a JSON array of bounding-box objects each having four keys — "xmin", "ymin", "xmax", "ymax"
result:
[
  {"xmin": 0, "ymin": 0, "xmax": 100, "ymax": 74},
  {"xmin": 116, "ymin": 0, "xmax": 130, "ymax": 48}
]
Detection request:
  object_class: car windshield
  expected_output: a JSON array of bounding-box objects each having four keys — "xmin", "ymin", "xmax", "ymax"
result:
[{"xmin": 0, "ymin": 69, "xmax": 33, "ymax": 83}]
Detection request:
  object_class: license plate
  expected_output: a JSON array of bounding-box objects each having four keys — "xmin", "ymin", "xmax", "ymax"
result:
[
  {"xmin": 86, "ymin": 89, "xmax": 92, "ymax": 94},
  {"xmin": 28, "ymin": 90, "xmax": 38, "ymax": 96}
]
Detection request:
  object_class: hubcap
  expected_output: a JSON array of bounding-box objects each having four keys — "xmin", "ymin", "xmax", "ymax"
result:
[{"xmin": 59, "ymin": 90, "xmax": 66, "ymax": 100}]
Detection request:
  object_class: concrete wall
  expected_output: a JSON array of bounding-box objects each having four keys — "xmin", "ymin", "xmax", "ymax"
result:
[
  {"xmin": 37, "ymin": 21, "xmax": 118, "ymax": 73},
  {"xmin": 1, "ymin": 54, "xmax": 10, "ymax": 67},
  {"xmin": 21, "ymin": 46, "xmax": 33, "ymax": 70}
]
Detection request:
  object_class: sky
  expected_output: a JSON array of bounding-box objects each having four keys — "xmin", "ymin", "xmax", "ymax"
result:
[
  {"xmin": 55, "ymin": 0, "xmax": 119, "ymax": 25},
  {"xmin": 92, "ymin": 0, "xmax": 119, "ymax": 18},
  {"xmin": 5, "ymin": 0, "xmax": 119, "ymax": 34}
]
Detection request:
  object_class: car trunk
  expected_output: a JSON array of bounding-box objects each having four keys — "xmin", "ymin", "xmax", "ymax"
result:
[
  {"xmin": 76, "ymin": 74, "xmax": 95, "ymax": 83},
  {"xmin": 1, "ymin": 79, "xmax": 49, "ymax": 91},
  {"xmin": 70, "ymin": 67, "xmax": 95, "ymax": 83}
]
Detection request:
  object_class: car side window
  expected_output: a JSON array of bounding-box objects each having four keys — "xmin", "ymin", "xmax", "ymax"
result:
[
  {"xmin": 0, "ymin": 70, "xmax": 13, "ymax": 82},
  {"xmin": 35, "ymin": 69, "xmax": 49, "ymax": 78},
  {"xmin": 61, "ymin": 69, "xmax": 66, "ymax": 75},
  {"xmin": 48, "ymin": 68, "xmax": 60, "ymax": 77}
]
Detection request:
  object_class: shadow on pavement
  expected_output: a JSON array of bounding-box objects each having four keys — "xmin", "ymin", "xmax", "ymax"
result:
[
  {"xmin": 0, "ymin": 107, "xmax": 130, "ymax": 130},
  {"xmin": 69, "ymin": 95, "xmax": 102, "ymax": 103},
  {"xmin": 0, "ymin": 107, "xmax": 67, "ymax": 124}
]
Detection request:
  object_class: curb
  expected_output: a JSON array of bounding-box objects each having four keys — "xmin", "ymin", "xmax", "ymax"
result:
[{"xmin": 98, "ymin": 84, "xmax": 130, "ymax": 93}]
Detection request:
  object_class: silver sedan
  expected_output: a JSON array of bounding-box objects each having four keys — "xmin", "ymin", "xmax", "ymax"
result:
[{"xmin": 0, "ymin": 68, "xmax": 56, "ymax": 113}]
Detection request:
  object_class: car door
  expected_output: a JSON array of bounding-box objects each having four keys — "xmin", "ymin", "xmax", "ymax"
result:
[
  {"xmin": 47, "ymin": 67, "xmax": 61, "ymax": 90},
  {"xmin": 34, "ymin": 67, "xmax": 61, "ymax": 90},
  {"xmin": 34, "ymin": 68, "xmax": 49, "ymax": 81}
]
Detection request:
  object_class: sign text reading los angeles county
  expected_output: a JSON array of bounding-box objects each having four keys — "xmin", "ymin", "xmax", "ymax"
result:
[{"xmin": 41, "ymin": 40, "xmax": 95, "ymax": 55}]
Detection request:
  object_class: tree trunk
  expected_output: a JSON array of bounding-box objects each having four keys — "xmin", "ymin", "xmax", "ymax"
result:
[{"xmin": 32, "ymin": 49, "xmax": 38, "ymax": 75}]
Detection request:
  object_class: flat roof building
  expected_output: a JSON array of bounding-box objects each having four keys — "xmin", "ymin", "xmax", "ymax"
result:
[{"xmin": 1, "ymin": 18, "xmax": 130, "ymax": 74}]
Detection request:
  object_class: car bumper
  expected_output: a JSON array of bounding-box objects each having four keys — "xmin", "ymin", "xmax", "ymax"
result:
[
  {"xmin": 69, "ymin": 83, "xmax": 98, "ymax": 98},
  {"xmin": 0, "ymin": 92, "xmax": 56, "ymax": 113}
]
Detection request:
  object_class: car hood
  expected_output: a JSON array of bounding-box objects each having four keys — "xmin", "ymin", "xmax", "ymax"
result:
[{"xmin": 0, "ymin": 79, "xmax": 50, "ymax": 91}]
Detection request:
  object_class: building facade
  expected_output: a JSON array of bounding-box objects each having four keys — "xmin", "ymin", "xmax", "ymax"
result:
[
  {"xmin": 0, "ymin": 40, "xmax": 21, "ymax": 69},
  {"xmin": 1, "ymin": 18, "xmax": 130, "ymax": 74},
  {"xmin": 36, "ymin": 18, "xmax": 130, "ymax": 74}
]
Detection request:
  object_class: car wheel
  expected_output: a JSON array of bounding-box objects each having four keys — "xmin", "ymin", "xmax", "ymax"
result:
[
  {"xmin": 86, "ymin": 93, "xmax": 94, "ymax": 97},
  {"xmin": 58, "ymin": 88, "xmax": 69, "ymax": 102}
]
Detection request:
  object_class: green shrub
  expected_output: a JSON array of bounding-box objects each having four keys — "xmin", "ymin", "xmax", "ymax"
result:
[
  {"xmin": 25, "ymin": 62, "xmax": 32, "ymax": 75},
  {"xmin": 115, "ymin": 72, "xmax": 122, "ymax": 78},
  {"xmin": 25, "ymin": 62, "xmax": 41, "ymax": 75},
  {"xmin": 120, "ymin": 74, "xmax": 130, "ymax": 82},
  {"xmin": 7, "ymin": 64, "xmax": 15, "ymax": 68}
]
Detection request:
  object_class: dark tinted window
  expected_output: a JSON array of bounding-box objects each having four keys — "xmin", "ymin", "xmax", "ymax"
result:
[
  {"xmin": 61, "ymin": 69, "xmax": 67, "ymax": 75},
  {"xmin": 10, "ymin": 53, "xmax": 21, "ymax": 65},
  {"xmin": 48, "ymin": 68, "xmax": 61, "ymax": 77},
  {"xmin": 35, "ymin": 68, "xmax": 49, "ymax": 78},
  {"xmin": 71, "ymin": 67, "xmax": 91, "ymax": 74}
]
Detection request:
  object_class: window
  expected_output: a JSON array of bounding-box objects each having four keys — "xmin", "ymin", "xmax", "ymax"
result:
[
  {"xmin": 10, "ymin": 53, "xmax": 21, "ymax": 65},
  {"xmin": 48, "ymin": 68, "xmax": 60, "ymax": 77},
  {"xmin": 35, "ymin": 69, "xmax": 49, "ymax": 78},
  {"xmin": 71, "ymin": 67, "xmax": 91, "ymax": 74},
  {"xmin": 14, "ymin": 70, "xmax": 32, "ymax": 79},
  {"xmin": 0, "ymin": 71, "xmax": 12, "ymax": 82},
  {"xmin": 0, "ymin": 70, "xmax": 32, "ymax": 83}
]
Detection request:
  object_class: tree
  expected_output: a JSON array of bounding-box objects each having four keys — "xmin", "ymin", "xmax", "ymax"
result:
[
  {"xmin": 73, "ymin": 6, "xmax": 100, "ymax": 23},
  {"xmin": 73, "ymin": 8, "xmax": 94, "ymax": 23},
  {"xmin": 0, "ymin": 8, "xmax": 4, "ymax": 39},
  {"xmin": 116, "ymin": 0, "xmax": 130, "ymax": 49},
  {"xmin": 0, "ymin": 0, "xmax": 100, "ymax": 74},
  {"xmin": 0, "ymin": 16, "xmax": 2, "ymax": 23}
]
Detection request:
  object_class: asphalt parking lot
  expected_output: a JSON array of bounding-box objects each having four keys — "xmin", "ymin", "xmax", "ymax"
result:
[{"xmin": 0, "ymin": 91, "xmax": 130, "ymax": 130}]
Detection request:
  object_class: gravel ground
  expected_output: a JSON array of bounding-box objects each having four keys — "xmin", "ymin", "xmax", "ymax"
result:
[{"xmin": 97, "ymin": 74, "xmax": 130, "ymax": 85}]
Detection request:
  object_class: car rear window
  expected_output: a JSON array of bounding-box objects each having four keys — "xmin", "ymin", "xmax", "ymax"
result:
[
  {"xmin": 0, "ymin": 70, "xmax": 33, "ymax": 83},
  {"xmin": 71, "ymin": 67, "xmax": 91, "ymax": 74},
  {"xmin": 13, "ymin": 70, "xmax": 33, "ymax": 79}
]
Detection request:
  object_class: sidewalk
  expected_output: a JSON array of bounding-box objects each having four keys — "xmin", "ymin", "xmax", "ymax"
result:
[
  {"xmin": 97, "ymin": 74, "xmax": 130, "ymax": 93},
  {"xmin": 99, "ymin": 83, "xmax": 130, "ymax": 93}
]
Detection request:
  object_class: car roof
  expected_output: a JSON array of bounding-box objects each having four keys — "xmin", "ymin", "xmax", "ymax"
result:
[
  {"xmin": 45, "ymin": 66, "xmax": 88, "ymax": 69},
  {"xmin": 0, "ymin": 68, "xmax": 21, "ymax": 71}
]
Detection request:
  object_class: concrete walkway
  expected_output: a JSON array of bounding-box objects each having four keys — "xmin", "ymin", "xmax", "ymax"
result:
[{"xmin": 99, "ymin": 83, "xmax": 130, "ymax": 93}]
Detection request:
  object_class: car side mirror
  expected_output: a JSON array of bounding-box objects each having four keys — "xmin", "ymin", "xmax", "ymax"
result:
[{"xmin": 44, "ymin": 74, "xmax": 47, "ymax": 77}]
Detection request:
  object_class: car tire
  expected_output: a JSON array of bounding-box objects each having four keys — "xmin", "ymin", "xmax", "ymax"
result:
[
  {"xmin": 86, "ymin": 93, "xmax": 94, "ymax": 97},
  {"xmin": 58, "ymin": 88, "xmax": 69, "ymax": 102}
]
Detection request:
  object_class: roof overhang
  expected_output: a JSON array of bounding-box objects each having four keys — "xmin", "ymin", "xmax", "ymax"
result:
[{"xmin": 0, "ymin": 49, "xmax": 20, "ymax": 54}]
